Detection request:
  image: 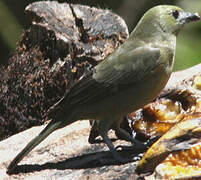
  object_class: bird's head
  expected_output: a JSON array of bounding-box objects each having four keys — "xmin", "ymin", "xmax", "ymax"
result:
[{"xmin": 132, "ymin": 5, "xmax": 200, "ymax": 38}]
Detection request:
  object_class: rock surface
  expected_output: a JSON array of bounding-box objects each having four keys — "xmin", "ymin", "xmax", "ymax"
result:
[{"xmin": 1, "ymin": 121, "xmax": 141, "ymax": 180}]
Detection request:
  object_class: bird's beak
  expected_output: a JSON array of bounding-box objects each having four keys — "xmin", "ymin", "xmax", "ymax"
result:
[
  {"xmin": 179, "ymin": 12, "xmax": 200, "ymax": 24},
  {"xmin": 179, "ymin": 11, "xmax": 200, "ymax": 24}
]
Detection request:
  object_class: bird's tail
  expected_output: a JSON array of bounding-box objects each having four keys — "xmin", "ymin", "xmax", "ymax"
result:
[{"xmin": 7, "ymin": 120, "xmax": 63, "ymax": 174}]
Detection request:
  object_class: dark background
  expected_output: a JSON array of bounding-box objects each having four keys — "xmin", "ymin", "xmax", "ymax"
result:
[{"xmin": 0, "ymin": 0, "xmax": 200, "ymax": 70}]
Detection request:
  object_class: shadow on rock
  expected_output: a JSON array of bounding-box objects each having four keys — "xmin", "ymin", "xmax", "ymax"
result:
[{"xmin": 9, "ymin": 146, "xmax": 145, "ymax": 174}]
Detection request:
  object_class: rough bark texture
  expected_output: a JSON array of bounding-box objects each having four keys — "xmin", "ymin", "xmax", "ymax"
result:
[{"xmin": 0, "ymin": 1, "xmax": 128, "ymax": 140}]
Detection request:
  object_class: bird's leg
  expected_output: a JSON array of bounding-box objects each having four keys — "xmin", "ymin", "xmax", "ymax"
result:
[
  {"xmin": 114, "ymin": 118, "xmax": 147, "ymax": 151},
  {"xmin": 97, "ymin": 118, "xmax": 125, "ymax": 162},
  {"xmin": 114, "ymin": 126, "xmax": 146, "ymax": 150},
  {"xmin": 88, "ymin": 120, "xmax": 102, "ymax": 144}
]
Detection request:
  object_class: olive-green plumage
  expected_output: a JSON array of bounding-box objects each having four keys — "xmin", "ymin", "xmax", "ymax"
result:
[{"xmin": 7, "ymin": 5, "xmax": 200, "ymax": 174}]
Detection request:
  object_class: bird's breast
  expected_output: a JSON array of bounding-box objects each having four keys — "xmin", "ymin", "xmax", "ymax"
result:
[
  {"xmin": 117, "ymin": 65, "xmax": 171, "ymax": 115},
  {"xmin": 81, "ymin": 64, "xmax": 171, "ymax": 119}
]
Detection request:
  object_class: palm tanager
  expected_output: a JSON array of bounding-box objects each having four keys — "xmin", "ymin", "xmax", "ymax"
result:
[{"xmin": 7, "ymin": 5, "xmax": 200, "ymax": 174}]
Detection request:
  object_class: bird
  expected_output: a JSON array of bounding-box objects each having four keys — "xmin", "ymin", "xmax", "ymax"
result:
[{"xmin": 7, "ymin": 5, "xmax": 200, "ymax": 174}]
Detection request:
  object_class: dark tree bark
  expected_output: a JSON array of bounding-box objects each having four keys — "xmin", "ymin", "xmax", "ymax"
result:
[{"xmin": 0, "ymin": 1, "xmax": 128, "ymax": 140}]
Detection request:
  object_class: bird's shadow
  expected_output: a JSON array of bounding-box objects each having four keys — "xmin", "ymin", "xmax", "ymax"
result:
[{"xmin": 9, "ymin": 145, "xmax": 146, "ymax": 175}]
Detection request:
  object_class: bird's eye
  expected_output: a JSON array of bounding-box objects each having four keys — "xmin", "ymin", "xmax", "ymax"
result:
[{"xmin": 172, "ymin": 10, "xmax": 179, "ymax": 19}]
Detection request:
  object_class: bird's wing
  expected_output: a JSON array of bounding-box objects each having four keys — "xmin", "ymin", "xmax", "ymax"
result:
[{"xmin": 47, "ymin": 46, "xmax": 161, "ymax": 117}]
